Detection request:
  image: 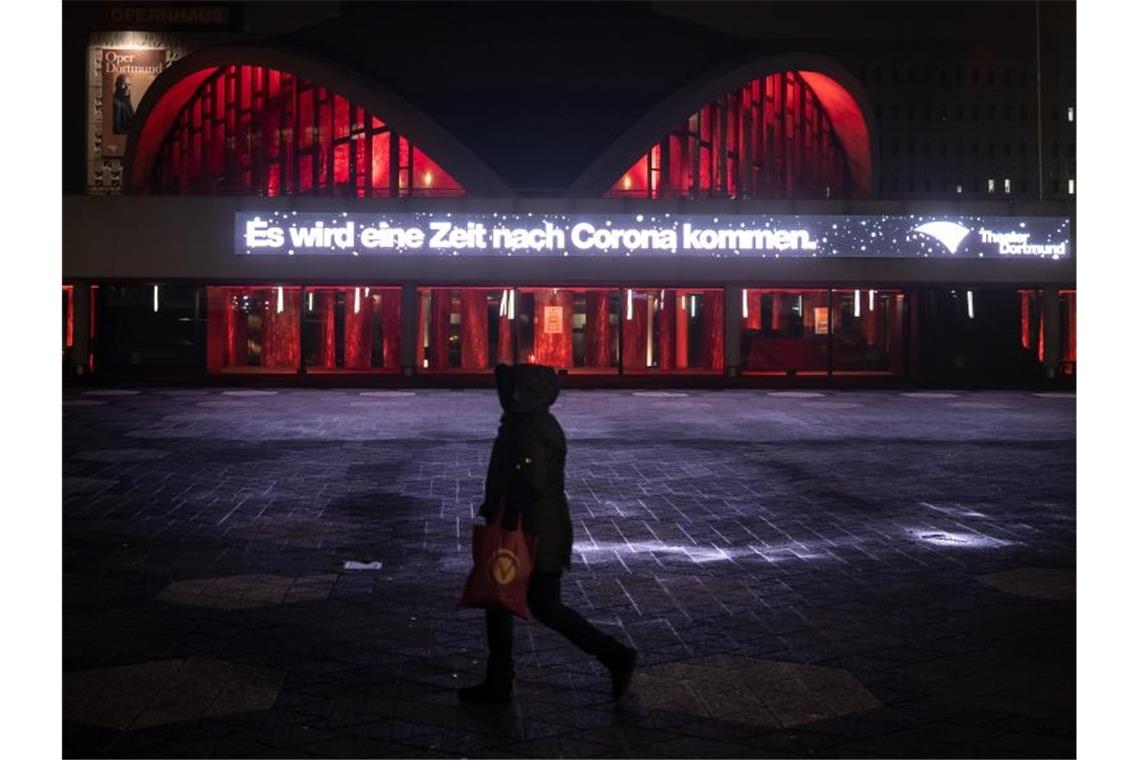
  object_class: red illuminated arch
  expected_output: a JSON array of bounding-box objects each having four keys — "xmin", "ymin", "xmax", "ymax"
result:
[
  {"xmin": 126, "ymin": 45, "xmax": 512, "ymax": 196},
  {"xmin": 572, "ymin": 53, "xmax": 876, "ymax": 199}
]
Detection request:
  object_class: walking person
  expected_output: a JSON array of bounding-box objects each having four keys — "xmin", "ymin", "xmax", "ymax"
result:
[{"xmin": 459, "ymin": 363, "xmax": 637, "ymax": 705}]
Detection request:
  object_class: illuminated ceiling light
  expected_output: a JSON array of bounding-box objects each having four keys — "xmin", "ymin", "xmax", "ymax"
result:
[
  {"xmin": 354, "ymin": 287, "xmax": 361, "ymax": 314},
  {"xmin": 153, "ymin": 285, "xmax": 159, "ymax": 313},
  {"xmin": 424, "ymin": 171, "xmax": 433, "ymax": 187},
  {"xmin": 626, "ymin": 289, "xmax": 633, "ymax": 320},
  {"xmin": 276, "ymin": 286, "xmax": 284, "ymax": 314},
  {"xmin": 742, "ymin": 289, "xmax": 749, "ymax": 320},
  {"xmin": 869, "ymin": 289, "xmax": 876, "ymax": 311},
  {"xmin": 967, "ymin": 290, "xmax": 975, "ymax": 319},
  {"xmin": 622, "ymin": 175, "xmax": 632, "ymax": 190},
  {"xmin": 854, "ymin": 289, "xmax": 861, "ymax": 318},
  {"xmin": 308, "ymin": 292, "xmax": 314, "ymax": 311}
]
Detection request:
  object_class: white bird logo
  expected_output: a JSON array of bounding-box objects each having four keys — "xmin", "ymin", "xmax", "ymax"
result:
[{"xmin": 913, "ymin": 221, "xmax": 971, "ymax": 254}]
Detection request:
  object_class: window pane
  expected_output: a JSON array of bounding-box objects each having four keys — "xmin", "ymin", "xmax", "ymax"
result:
[
  {"xmin": 741, "ymin": 289, "xmax": 829, "ymax": 373},
  {"xmin": 301, "ymin": 287, "xmax": 401, "ymax": 371},
  {"xmin": 206, "ymin": 286, "xmax": 300, "ymax": 372}
]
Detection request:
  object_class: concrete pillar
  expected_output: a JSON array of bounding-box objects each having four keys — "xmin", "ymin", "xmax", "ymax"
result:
[
  {"xmin": 724, "ymin": 286, "xmax": 743, "ymax": 375},
  {"xmin": 1043, "ymin": 287, "xmax": 1061, "ymax": 378},
  {"xmin": 71, "ymin": 284, "xmax": 91, "ymax": 376},
  {"xmin": 400, "ymin": 283, "xmax": 419, "ymax": 375}
]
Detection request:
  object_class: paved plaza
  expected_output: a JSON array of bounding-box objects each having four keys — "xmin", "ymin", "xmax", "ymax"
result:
[{"xmin": 62, "ymin": 387, "xmax": 1076, "ymax": 758}]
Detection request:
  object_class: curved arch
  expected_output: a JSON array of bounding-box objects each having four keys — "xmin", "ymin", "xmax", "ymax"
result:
[
  {"xmin": 125, "ymin": 44, "xmax": 513, "ymax": 196},
  {"xmin": 569, "ymin": 53, "xmax": 877, "ymax": 199}
]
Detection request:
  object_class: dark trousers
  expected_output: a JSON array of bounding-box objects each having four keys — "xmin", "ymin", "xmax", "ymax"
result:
[{"xmin": 485, "ymin": 570, "xmax": 619, "ymax": 681}]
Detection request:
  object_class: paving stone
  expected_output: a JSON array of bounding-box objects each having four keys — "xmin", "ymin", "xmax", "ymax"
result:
[
  {"xmin": 63, "ymin": 388, "xmax": 1075, "ymax": 757},
  {"xmin": 63, "ymin": 657, "xmax": 286, "ymax": 731},
  {"xmin": 976, "ymin": 567, "xmax": 1075, "ymax": 600}
]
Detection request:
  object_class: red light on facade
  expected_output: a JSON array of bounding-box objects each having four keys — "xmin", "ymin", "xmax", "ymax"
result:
[
  {"xmin": 135, "ymin": 65, "xmax": 466, "ymax": 198},
  {"xmin": 608, "ymin": 70, "xmax": 869, "ymax": 199}
]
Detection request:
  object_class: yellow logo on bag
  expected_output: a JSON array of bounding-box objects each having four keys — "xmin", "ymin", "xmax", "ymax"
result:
[{"xmin": 490, "ymin": 549, "xmax": 519, "ymax": 585}]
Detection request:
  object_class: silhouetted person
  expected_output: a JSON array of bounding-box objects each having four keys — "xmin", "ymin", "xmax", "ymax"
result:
[
  {"xmin": 460, "ymin": 363, "xmax": 637, "ymax": 704},
  {"xmin": 112, "ymin": 75, "xmax": 134, "ymax": 134}
]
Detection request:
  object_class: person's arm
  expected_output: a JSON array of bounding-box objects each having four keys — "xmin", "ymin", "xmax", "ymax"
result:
[{"xmin": 479, "ymin": 432, "xmax": 508, "ymax": 520}]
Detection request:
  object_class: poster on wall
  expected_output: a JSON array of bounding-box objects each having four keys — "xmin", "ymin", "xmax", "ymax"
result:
[
  {"xmin": 99, "ymin": 48, "xmax": 166, "ymax": 159},
  {"xmin": 543, "ymin": 307, "xmax": 564, "ymax": 334},
  {"xmin": 813, "ymin": 307, "xmax": 830, "ymax": 335}
]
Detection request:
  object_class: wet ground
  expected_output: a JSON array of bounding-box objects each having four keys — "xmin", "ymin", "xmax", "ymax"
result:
[{"xmin": 63, "ymin": 387, "xmax": 1075, "ymax": 758}]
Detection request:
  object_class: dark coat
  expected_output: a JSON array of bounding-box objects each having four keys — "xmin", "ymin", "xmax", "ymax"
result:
[{"xmin": 479, "ymin": 364, "xmax": 573, "ymax": 573}]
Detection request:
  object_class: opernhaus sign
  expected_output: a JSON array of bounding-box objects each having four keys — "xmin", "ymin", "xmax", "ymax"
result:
[{"xmin": 235, "ymin": 212, "xmax": 1071, "ymax": 260}]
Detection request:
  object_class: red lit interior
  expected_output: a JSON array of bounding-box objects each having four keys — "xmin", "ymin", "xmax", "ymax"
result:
[
  {"xmin": 136, "ymin": 65, "xmax": 464, "ymax": 197},
  {"xmin": 609, "ymin": 70, "xmax": 870, "ymax": 199},
  {"xmin": 63, "ymin": 285, "xmax": 74, "ymax": 350}
]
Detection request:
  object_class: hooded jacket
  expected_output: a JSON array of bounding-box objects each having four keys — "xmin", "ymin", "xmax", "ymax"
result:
[{"xmin": 480, "ymin": 363, "xmax": 573, "ymax": 572}]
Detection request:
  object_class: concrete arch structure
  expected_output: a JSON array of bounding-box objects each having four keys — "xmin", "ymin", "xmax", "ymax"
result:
[
  {"xmin": 125, "ymin": 44, "xmax": 514, "ymax": 196},
  {"xmin": 568, "ymin": 52, "xmax": 878, "ymax": 199}
]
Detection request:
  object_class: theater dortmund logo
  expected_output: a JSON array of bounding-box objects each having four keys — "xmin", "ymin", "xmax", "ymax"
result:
[{"xmin": 913, "ymin": 221, "xmax": 971, "ymax": 254}]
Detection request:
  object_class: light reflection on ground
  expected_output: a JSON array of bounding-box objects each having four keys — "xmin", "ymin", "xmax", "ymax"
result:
[{"xmin": 905, "ymin": 528, "xmax": 1014, "ymax": 548}]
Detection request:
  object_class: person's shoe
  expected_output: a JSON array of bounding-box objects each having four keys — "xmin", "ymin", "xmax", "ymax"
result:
[
  {"xmin": 602, "ymin": 645, "xmax": 638, "ymax": 700},
  {"xmin": 457, "ymin": 679, "xmax": 513, "ymax": 705}
]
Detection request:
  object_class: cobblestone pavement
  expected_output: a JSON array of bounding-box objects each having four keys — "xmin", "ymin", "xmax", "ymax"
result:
[{"xmin": 63, "ymin": 388, "xmax": 1076, "ymax": 758}]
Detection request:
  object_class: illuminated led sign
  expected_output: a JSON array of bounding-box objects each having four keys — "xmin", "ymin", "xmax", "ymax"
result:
[{"xmin": 235, "ymin": 212, "xmax": 1070, "ymax": 259}]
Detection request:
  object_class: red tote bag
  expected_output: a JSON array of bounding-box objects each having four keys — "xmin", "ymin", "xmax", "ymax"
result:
[{"xmin": 459, "ymin": 506, "xmax": 538, "ymax": 620}]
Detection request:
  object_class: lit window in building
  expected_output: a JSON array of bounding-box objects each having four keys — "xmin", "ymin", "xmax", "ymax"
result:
[
  {"xmin": 147, "ymin": 65, "xmax": 465, "ymax": 198},
  {"xmin": 987, "ymin": 178, "xmax": 996, "ymax": 193},
  {"xmin": 1003, "ymin": 178, "xmax": 1011, "ymax": 194},
  {"xmin": 205, "ymin": 286, "xmax": 302, "ymax": 372},
  {"xmin": 956, "ymin": 184, "xmax": 963, "ymax": 194},
  {"xmin": 620, "ymin": 289, "xmax": 724, "ymax": 373},
  {"xmin": 300, "ymin": 287, "xmax": 402, "ymax": 372},
  {"xmin": 1068, "ymin": 178, "xmax": 1075, "ymax": 194},
  {"xmin": 607, "ymin": 71, "xmax": 860, "ymax": 200},
  {"xmin": 1068, "ymin": 106, "xmax": 1075, "ymax": 122}
]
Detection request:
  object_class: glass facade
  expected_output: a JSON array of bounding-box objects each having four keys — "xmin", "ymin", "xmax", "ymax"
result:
[
  {"xmin": 417, "ymin": 288, "xmax": 511, "ymax": 371},
  {"xmin": 206, "ymin": 286, "xmax": 301, "ymax": 372},
  {"xmin": 517, "ymin": 288, "xmax": 620, "ymax": 372},
  {"xmin": 741, "ymin": 289, "xmax": 831, "ymax": 374},
  {"xmin": 830, "ymin": 289, "xmax": 906, "ymax": 374},
  {"xmin": 62, "ymin": 285, "xmax": 74, "ymax": 360},
  {"xmin": 63, "ymin": 283, "xmax": 1072, "ymax": 382},
  {"xmin": 148, "ymin": 65, "xmax": 464, "ymax": 198},
  {"xmin": 1060, "ymin": 289, "xmax": 1076, "ymax": 375},
  {"xmin": 918, "ymin": 288, "xmax": 1033, "ymax": 379},
  {"xmin": 609, "ymin": 71, "xmax": 852, "ymax": 200},
  {"xmin": 622, "ymin": 289, "xmax": 725, "ymax": 372},
  {"xmin": 95, "ymin": 285, "xmax": 204, "ymax": 374},
  {"xmin": 301, "ymin": 287, "xmax": 401, "ymax": 372}
]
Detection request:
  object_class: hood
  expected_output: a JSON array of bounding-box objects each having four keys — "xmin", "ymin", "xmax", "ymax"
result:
[{"xmin": 495, "ymin": 363, "xmax": 560, "ymax": 413}]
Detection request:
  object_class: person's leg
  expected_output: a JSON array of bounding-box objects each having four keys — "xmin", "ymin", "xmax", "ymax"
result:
[
  {"xmin": 459, "ymin": 606, "xmax": 515, "ymax": 704},
  {"xmin": 527, "ymin": 571, "xmax": 637, "ymax": 698},
  {"xmin": 485, "ymin": 605, "xmax": 515, "ymax": 683},
  {"xmin": 526, "ymin": 571, "xmax": 614, "ymax": 656}
]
